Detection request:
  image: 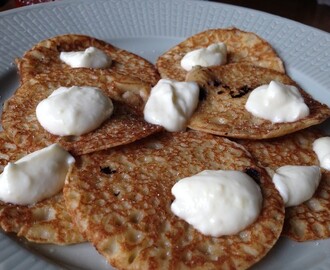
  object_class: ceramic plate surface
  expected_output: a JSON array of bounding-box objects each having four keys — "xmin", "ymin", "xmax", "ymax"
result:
[{"xmin": 0, "ymin": 0, "xmax": 330, "ymax": 269}]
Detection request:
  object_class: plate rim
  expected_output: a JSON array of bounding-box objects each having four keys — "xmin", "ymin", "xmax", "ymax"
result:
[{"xmin": 0, "ymin": 0, "xmax": 330, "ymax": 269}]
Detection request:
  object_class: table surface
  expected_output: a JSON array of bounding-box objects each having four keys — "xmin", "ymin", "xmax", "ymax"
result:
[
  {"xmin": 214, "ymin": 0, "xmax": 330, "ymax": 33},
  {"xmin": 1, "ymin": 0, "xmax": 329, "ymax": 33}
]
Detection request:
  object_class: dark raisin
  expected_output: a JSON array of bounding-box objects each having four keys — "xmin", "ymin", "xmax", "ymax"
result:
[
  {"xmin": 207, "ymin": 79, "xmax": 222, "ymax": 87},
  {"xmin": 114, "ymin": 191, "xmax": 120, "ymax": 196},
  {"xmin": 230, "ymin": 85, "xmax": 252, "ymax": 98},
  {"xmin": 240, "ymin": 85, "xmax": 252, "ymax": 93},
  {"xmin": 244, "ymin": 167, "xmax": 261, "ymax": 185},
  {"xmin": 100, "ymin": 166, "xmax": 117, "ymax": 175},
  {"xmin": 199, "ymin": 87, "xmax": 207, "ymax": 101},
  {"xmin": 230, "ymin": 85, "xmax": 253, "ymax": 98},
  {"xmin": 214, "ymin": 79, "xmax": 221, "ymax": 87}
]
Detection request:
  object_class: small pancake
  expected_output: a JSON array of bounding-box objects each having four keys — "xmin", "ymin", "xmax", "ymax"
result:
[
  {"xmin": 238, "ymin": 128, "xmax": 330, "ymax": 241},
  {"xmin": 156, "ymin": 27, "xmax": 285, "ymax": 81},
  {"xmin": 2, "ymin": 69, "xmax": 162, "ymax": 155},
  {"xmin": 186, "ymin": 64, "xmax": 330, "ymax": 139},
  {"xmin": 64, "ymin": 131, "xmax": 284, "ymax": 270},
  {"xmin": 16, "ymin": 34, "xmax": 160, "ymax": 86},
  {"xmin": 0, "ymin": 132, "xmax": 85, "ymax": 245}
]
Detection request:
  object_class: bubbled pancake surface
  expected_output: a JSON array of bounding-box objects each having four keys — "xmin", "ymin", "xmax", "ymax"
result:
[
  {"xmin": 156, "ymin": 28, "xmax": 285, "ymax": 81},
  {"xmin": 0, "ymin": 132, "xmax": 85, "ymax": 245},
  {"xmin": 64, "ymin": 131, "xmax": 284, "ymax": 270},
  {"xmin": 2, "ymin": 69, "xmax": 162, "ymax": 156},
  {"xmin": 16, "ymin": 34, "xmax": 160, "ymax": 86},
  {"xmin": 238, "ymin": 128, "xmax": 330, "ymax": 241},
  {"xmin": 186, "ymin": 64, "xmax": 330, "ymax": 139}
]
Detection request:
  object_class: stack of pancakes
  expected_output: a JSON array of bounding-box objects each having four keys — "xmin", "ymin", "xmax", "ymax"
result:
[{"xmin": 1, "ymin": 29, "xmax": 330, "ymax": 269}]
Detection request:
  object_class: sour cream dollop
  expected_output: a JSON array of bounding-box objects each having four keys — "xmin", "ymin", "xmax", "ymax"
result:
[
  {"xmin": 60, "ymin": 46, "xmax": 112, "ymax": 68},
  {"xmin": 0, "ymin": 144, "xmax": 75, "ymax": 205},
  {"xmin": 245, "ymin": 80, "xmax": 309, "ymax": 123},
  {"xmin": 181, "ymin": 43, "xmax": 227, "ymax": 71},
  {"xmin": 313, "ymin": 137, "xmax": 330, "ymax": 170},
  {"xmin": 272, "ymin": 165, "xmax": 321, "ymax": 207},
  {"xmin": 36, "ymin": 86, "xmax": 113, "ymax": 136},
  {"xmin": 171, "ymin": 170, "xmax": 262, "ymax": 237},
  {"xmin": 143, "ymin": 79, "xmax": 199, "ymax": 132}
]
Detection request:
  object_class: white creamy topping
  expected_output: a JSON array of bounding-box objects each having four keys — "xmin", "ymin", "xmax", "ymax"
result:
[
  {"xmin": 272, "ymin": 165, "xmax": 321, "ymax": 207},
  {"xmin": 171, "ymin": 170, "xmax": 262, "ymax": 237},
  {"xmin": 245, "ymin": 80, "xmax": 309, "ymax": 123},
  {"xmin": 313, "ymin": 137, "xmax": 330, "ymax": 170},
  {"xmin": 181, "ymin": 43, "xmax": 227, "ymax": 71},
  {"xmin": 0, "ymin": 144, "xmax": 75, "ymax": 205},
  {"xmin": 36, "ymin": 86, "xmax": 113, "ymax": 136},
  {"xmin": 143, "ymin": 79, "xmax": 199, "ymax": 132},
  {"xmin": 60, "ymin": 46, "xmax": 112, "ymax": 68}
]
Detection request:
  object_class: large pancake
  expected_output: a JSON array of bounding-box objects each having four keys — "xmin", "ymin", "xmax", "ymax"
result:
[
  {"xmin": 2, "ymin": 69, "xmax": 162, "ymax": 155},
  {"xmin": 16, "ymin": 34, "xmax": 160, "ymax": 86},
  {"xmin": 0, "ymin": 132, "xmax": 85, "ymax": 245},
  {"xmin": 238, "ymin": 128, "xmax": 330, "ymax": 241},
  {"xmin": 156, "ymin": 28, "xmax": 285, "ymax": 81},
  {"xmin": 64, "ymin": 131, "xmax": 284, "ymax": 269},
  {"xmin": 186, "ymin": 64, "xmax": 330, "ymax": 139}
]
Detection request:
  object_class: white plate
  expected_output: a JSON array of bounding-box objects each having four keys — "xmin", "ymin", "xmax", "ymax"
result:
[{"xmin": 0, "ymin": 0, "xmax": 330, "ymax": 269}]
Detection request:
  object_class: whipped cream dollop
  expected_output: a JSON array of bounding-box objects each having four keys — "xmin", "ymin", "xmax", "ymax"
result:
[
  {"xmin": 245, "ymin": 80, "xmax": 309, "ymax": 123},
  {"xmin": 0, "ymin": 144, "xmax": 75, "ymax": 205},
  {"xmin": 171, "ymin": 170, "xmax": 262, "ymax": 237},
  {"xmin": 272, "ymin": 165, "xmax": 321, "ymax": 207},
  {"xmin": 313, "ymin": 137, "xmax": 330, "ymax": 170},
  {"xmin": 143, "ymin": 79, "xmax": 199, "ymax": 132},
  {"xmin": 36, "ymin": 86, "xmax": 113, "ymax": 136},
  {"xmin": 181, "ymin": 43, "xmax": 227, "ymax": 71},
  {"xmin": 60, "ymin": 46, "xmax": 112, "ymax": 68}
]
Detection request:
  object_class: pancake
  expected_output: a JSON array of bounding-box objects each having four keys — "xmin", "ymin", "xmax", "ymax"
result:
[
  {"xmin": 2, "ymin": 69, "xmax": 162, "ymax": 156},
  {"xmin": 64, "ymin": 131, "xmax": 284, "ymax": 269},
  {"xmin": 156, "ymin": 28, "xmax": 285, "ymax": 81},
  {"xmin": 186, "ymin": 64, "xmax": 330, "ymax": 139},
  {"xmin": 238, "ymin": 128, "xmax": 330, "ymax": 241},
  {"xmin": 16, "ymin": 34, "xmax": 160, "ymax": 86},
  {"xmin": 0, "ymin": 132, "xmax": 85, "ymax": 245}
]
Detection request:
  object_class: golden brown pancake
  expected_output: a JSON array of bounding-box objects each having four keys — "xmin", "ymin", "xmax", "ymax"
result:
[
  {"xmin": 186, "ymin": 64, "xmax": 330, "ymax": 139},
  {"xmin": 156, "ymin": 27, "xmax": 285, "ymax": 81},
  {"xmin": 64, "ymin": 131, "xmax": 284, "ymax": 269},
  {"xmin": 2, "ymin": 69, "xmax": 162, "ymax": 156},
  {"xmin": 16, "ymin": 34, "xmax": 160, "ymax": 86},
  {"xmin": 0, "ymin": 132, "xmax": 85, "ymax": 245},
  {"xmin": 238, "ymin": 128, "xmax": 330, "ymax": 241}
]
